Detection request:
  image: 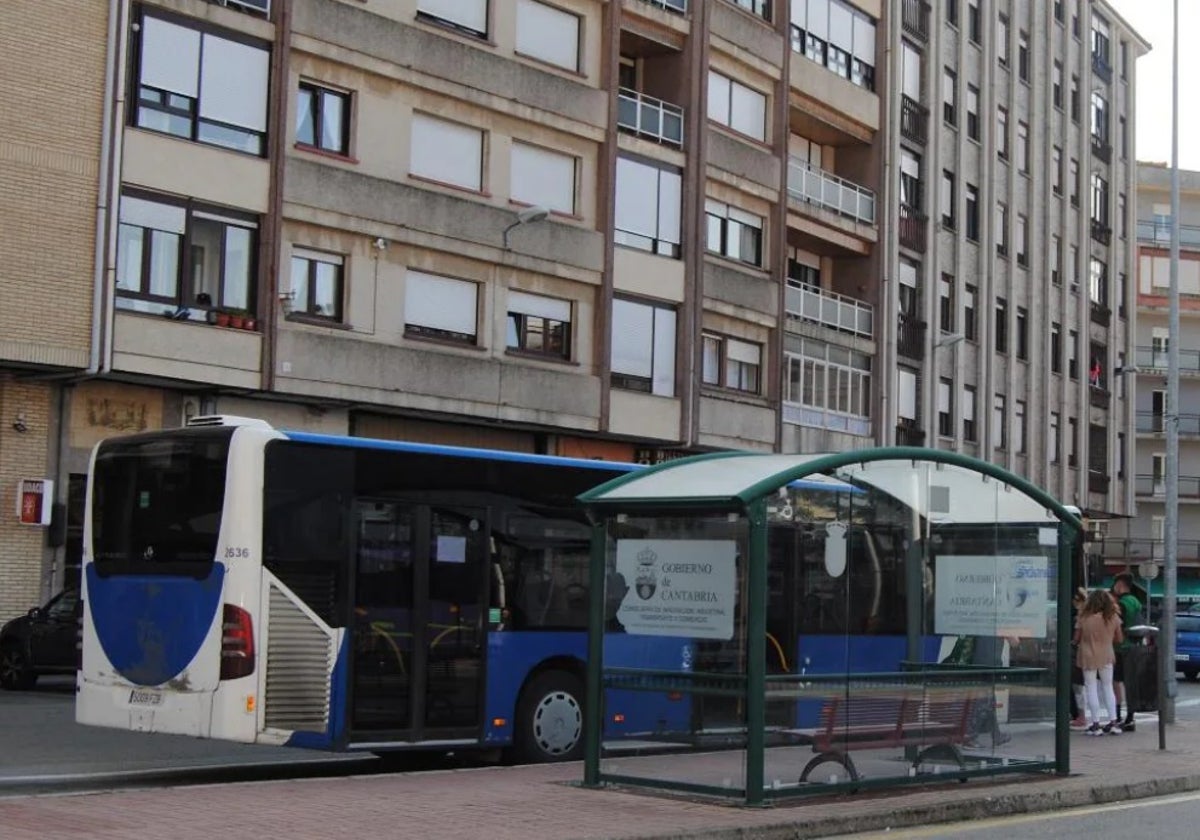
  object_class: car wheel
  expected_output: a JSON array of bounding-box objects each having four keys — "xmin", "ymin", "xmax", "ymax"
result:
[
  {"xmin": 0, "ymin": 644, "xmax": 36, "ymax": 690},
  {"xmin": 513, "ymin": 670, "xmax": 585, "ymax": 764}
]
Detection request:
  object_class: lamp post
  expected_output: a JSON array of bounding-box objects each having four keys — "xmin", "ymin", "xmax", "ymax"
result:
[{"xmin": 502, "ymin": 205, "xmax": 550, "ymax": 249}]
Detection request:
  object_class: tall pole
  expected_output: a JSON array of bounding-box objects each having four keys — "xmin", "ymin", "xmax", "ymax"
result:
[{"xmin": 1161, "ymin": 0, "xmax": 1181, "ymax": 745}]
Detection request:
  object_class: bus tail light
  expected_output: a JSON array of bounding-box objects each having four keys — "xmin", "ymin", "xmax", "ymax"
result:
[{"xmin": 220, "ymin": 604, "xmax": 255, "ymax": 680}]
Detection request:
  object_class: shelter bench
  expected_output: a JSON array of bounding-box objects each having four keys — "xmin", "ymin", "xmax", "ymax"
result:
[{"xmin": 795, "ymin": 687, "xmax": 981, "ymax": 784}]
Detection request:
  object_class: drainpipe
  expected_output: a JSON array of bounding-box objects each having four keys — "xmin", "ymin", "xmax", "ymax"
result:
[
  {"xmin": 101, "ymin": 0, "xmax": 132, "ymax": 373},
  {"xmin": 263, "ymin": 0, "xmax": 292, "ymax": 394}
]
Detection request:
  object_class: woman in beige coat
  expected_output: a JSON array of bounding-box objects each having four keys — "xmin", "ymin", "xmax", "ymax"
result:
[{"xmin": 1074, "ymin": 589, "xmax": 1124, "ymax": 735}]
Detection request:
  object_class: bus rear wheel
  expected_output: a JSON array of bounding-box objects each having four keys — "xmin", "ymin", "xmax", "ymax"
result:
[{"xmin": 514, "ymin": 670, "xmax": 584, "ymax": 763}]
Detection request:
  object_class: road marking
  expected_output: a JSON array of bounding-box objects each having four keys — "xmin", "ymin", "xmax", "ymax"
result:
[{"xmin": 837, "ymin": 790, "xmax": 1200, "ymax": 838}]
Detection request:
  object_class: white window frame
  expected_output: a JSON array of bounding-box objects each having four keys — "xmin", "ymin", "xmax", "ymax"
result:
[
  {"xmin": 515, "ymin": 0, "xmax": 580, "ymax": 71},
  {"xmin": 707, "ymin": 70, "xmax": 767, "ymax": 141},
  {"xmin": 611, "ymin": 297, "xmax": 676, "ymax": 396},
  {"xmin": 705, "ymin": 199, "xmax": 764, "ymax": 267},
  {"xmin": 510, "ymin": 142, "xmax": 576, "ymax": 215},
  {"xmin": 417, "ymin": 0, "xmax": 488, "ymax": 36},
  {"xmin": 506, "ymin": 290, "xmax": 572, "ymax": 359},
  {"xmin": 290, "ymin": 248, "xmax": 344, "ymax": 322},
  {"xmin": 404, "ymin": 270, "xmax": 479, "ymax": 343},
  {"xmin": 614, "ymin": 156, "xmax": 682, "ymax": 257},
  {"xmin": 410, "ymin": 113, "xmax": 484, "ymax": 192},
  {"xmin": 702, "ymin": 333, "xmax": 762, "ymax": 394}
]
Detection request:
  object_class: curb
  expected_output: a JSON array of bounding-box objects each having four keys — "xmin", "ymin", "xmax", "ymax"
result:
[{"xmin": 629, "ymin": 773, "xmax": 1200, "ymax": 840}]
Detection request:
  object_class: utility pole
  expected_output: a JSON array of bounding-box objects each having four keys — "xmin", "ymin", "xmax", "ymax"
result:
[{"xmin": 1160, "ymin": 0, "xmax": 1181, "ymax": 748}]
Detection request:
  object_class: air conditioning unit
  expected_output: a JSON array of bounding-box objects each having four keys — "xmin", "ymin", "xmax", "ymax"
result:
[{"xmin": 181, "ymin": 396, "xmax": 202, "ymax": 427}]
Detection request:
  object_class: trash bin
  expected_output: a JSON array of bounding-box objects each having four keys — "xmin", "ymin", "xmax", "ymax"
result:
[{"xmin": 1124, "ymin": 625, "xmax": 1159, "ymax": 713}]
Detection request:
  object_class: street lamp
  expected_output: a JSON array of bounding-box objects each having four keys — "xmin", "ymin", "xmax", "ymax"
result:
[{"xmin": 502, "ymin": 205, "xmax": 550, "ymax": 249}]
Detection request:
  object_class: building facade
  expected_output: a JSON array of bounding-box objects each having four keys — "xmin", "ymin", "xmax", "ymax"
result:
[{"xmin": 0, "ymin": 0, "xmax": 1147, "ymax": 612}]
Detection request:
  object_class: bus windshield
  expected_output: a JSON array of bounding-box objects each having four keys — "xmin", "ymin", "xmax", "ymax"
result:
[{"xmin": 91, "ymin": 429, "xmax": 231, "ymax": 576}]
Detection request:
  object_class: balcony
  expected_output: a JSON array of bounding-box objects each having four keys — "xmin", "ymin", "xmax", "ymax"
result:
[
  {"xmin": 1135, "ymin": 473, "xmax": 1200, "ymax": 498},
  {"xmin": 784, "ymin": 282, "xmax": 873, "ymax": 338},
  {"xmin": 1092, "ymin": 52, "xmax": 1112, "ymax": 84},
  {"xmin": 1089, "ymin": 385, "xmax": 1110, "ymax": 409},
  {"xmin": 1134, "ymin": 345, "xmax": 1200, "ymax": 373},
  {"xmin": 1136, "ymin": 412, "xmax": 1200, "ymax": 436},
  {"xmin": 637, "ymin": 0, "xmax": 688, "ymax": 13},
  {"xmin": 211, "ymin": 0, "xmax": 269, "ymax": 14},
  {"xmin": 900, "ymin": 95, "xmax": 929, "ymax": 145},
  {"xmin": 1137, "ymin": 220, "xmax": 1200, "ymax": 247},
  {"xmin": 897, "ymin": 314, "xmax": 926, "ymax": 360},
  {"xmin": 1089, "ymin": 302, "xmax": 1110, "ymax": 327},
  {"xmin": 1091, "ymin": 135, "xmax": 1112, "ymax": 164},
  {"xmin": 901, "ymin": 0, "xmax": 930, "ymax": 41},
  {"xmin": 1087, "ymin": 471, "xmax": 1111, "ymax": 495},
  {"xmin": 617, "ymin": 88, "xmax": 684, "ymax": 148},
  {"xmin": 782, "ymin": 401, "xmax": 872, "ymax": 437},
  {"xmin": 895, "ymin": 419, "xmax": 926, "ymax": 447},
  {"xmin": 898, "ymin": 203, "xmax": 927, "ymax": 252},
  {"xmin": 1090, "ymin": 219, "xmax": 1111, "ymax": 246},
  {"xmin": 1092, "ymin": 538, "xmax": 1200, "ymax": 567},
  {"xmin": 786, "ymin": 158, "xmax": 876, "ymax": 226}
]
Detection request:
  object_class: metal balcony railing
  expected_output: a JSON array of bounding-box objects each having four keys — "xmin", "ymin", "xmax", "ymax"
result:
[
  {"xmin": 786, "ymin": 158, "xmax": 876, "ymax": 225},
  {"xmin": 1089, "ymin": 302, "xmax": 1110, "ymax": 327},
  {"xmin": 1091, "ymin": 135, "xmax": 1112, "ymax": 164},
  {"xmin": 901, "ymin": 0, "xmax": 930, "ymax": 41},
  {"xmin": 900, "ymin": 95, "xmax": 929, "ymax": 145},
  {"xmin": 895, "ymin": 420, "xmax": 926, "ymax": 447},
  {"xmin": 896, "ymin": 314, "xmax": 926, "ymax": 360},
  {"xmin": 1089, "ymin": 386, "xmax": 1110, "ymax": 409},
  {"xmin": 1091, "ymin": 538, "xmax": 1200, "ymax": 565},
  {"xmin": 637, "ymin": 0, "xmax": 688, "ymax": 13},
  {"xmin": 782, "ymin": 401, "xmax": 872, "ymax": 437},
  {"xmin": 1135, "ymin": 346, "xmax": 1200, "ymax": 373},
  {"xmin": 212, "ymin": 0, "xmax": 270, "ymax": 14},
  {"xmin": 617, "ymin": 88, "xmax": 684, "ymax": 148},
  {"xmin": 1136, "ymin": 412, "xmax": 1200, "ymax": 435},
  {"xmin": 1091, "ymin": 219, "xmax": 1112, "ymax": 245},
  {"xmin": 1092, "ymin": 52, "xmax": 1112, "ymax": 83},
  {"xmin": 898, "ymin": 203, "xmax": 928, "ymax": 252},
  {"xmin": 784, "ymin": 283, "xmax": 874, "ymax": 338},
  {"xmin": 1135, "ymin": 474, "xmax": 1200, "ymax": 498},
  {"xmin": 1137, "ymin": 220, "xmax": 1200, "ymax": 247},
  {"xmin": 1088, "ymin": 471, "xmax": 1111, "ymax": 495}
]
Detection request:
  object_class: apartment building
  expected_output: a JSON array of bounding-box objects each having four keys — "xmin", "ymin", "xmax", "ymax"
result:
[
  {"xmin": 1100, "ymin": 163, "xmax": 1200, "ymax": 600},
  {"xmin": 0, "ymin": 0, "xmax": 1148, "ymax": 610}
]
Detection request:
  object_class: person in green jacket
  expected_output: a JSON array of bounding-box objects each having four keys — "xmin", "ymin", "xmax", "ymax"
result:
[{"xmin": 1111, "ymin": 572, "xmax": 1143, "ymax": 731}]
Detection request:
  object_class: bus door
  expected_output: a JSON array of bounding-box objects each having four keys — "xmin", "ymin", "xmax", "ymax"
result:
[{"xmin": 350, "ymin": 501, "xmax": 487, "ymax": 740}]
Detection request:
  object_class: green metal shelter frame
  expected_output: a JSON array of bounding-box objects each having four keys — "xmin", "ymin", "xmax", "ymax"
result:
[{"xmin": 577, "ymin": 447, "xmax": 1082, "ymax": 805}]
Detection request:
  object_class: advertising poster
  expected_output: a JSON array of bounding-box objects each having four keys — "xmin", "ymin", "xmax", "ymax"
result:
[
  {"xmin": 934, "ymin": 555, "xmax": 1051, "ymax": 639},
  {"xmin": 613, "ymin": 540, "xmax": 737, "ymax": 640}
]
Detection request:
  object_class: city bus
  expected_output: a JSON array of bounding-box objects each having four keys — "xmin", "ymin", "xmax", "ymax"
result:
[{"xmin": 77, "ymin": 415, "xmax": 694, "ymax": 761}]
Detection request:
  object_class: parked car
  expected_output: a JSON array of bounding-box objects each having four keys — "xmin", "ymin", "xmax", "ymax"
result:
[
  {"xmin": 0, "ymin": 588, "xmax": 80, "ymax": 690},
  {"xmin": 1177, "ymin": 613, "xmax": 1200, "ymax": 681}
]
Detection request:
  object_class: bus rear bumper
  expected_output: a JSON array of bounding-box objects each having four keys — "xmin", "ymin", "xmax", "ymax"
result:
[{"xmin": 76, "ymin": 677, "xmax": 218, "ymax": 739}]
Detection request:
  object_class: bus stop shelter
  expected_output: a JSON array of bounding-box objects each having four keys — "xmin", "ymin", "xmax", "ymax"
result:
[{"xmin": 578, "ymin": 448, "xmax": 1081, "ymax": 805}]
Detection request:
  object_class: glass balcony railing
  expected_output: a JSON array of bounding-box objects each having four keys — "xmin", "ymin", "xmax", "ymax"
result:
[
  {"xmin": 213, "ymin": 0, "xmax": 269, "ymax": 15},
  {"xmin": 617, "ymin": 88, "xmax": 684, "ymax": 148},
  {"xmin": 1136, "ymin": 412, "xmax": 1200, "ymax": 435},
  {"xmin": 786, "ymin": 158, "xmax": 876, "ymax": 226},
  {"xmin": 1137, "ymin": 220, "xmax": 1200, "ymax": 248},
  {"xmin": 784, "ymin": 282, "xmax": 873, "ymax": 338},
  {"xmin": 637, "ymin": 0, "xmax": 688, "ymax": 13},
  {"xmin": 1135, "ymin": 345, "xmax": 1200, "ymax": 373}
]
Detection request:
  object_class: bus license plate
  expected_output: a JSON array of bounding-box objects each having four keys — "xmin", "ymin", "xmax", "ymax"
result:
[
  {"xmin": 129, "ymin": 689, "xmax": 164, "ymax": 706},
  {"xmin": 1176, "ymin": 654, "xmax": 1190, "ymax": 662}
]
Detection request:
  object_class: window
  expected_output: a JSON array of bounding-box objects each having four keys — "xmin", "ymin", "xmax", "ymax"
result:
[
  {"xmin": 116, "ymin": 192, "xmax": 257, "ymax": 319},
  {"xmin": 947, "ymin": 0, "xmax": 958, "ymax": 26},
  {"xmin": 1068, "ymin": 329, "xmax": 1079, "ymax": 379},
  {"xmin": 1119, "ymin": 116, "xmax": 1128, "ymax": 159},
  {"xmin": 516, "ymin": 0, "xmax": 580, "ymax": 71},
  {"xmin": 1015, "ymin": 400, "xmax": 1027, "ymax": 453},
  {"xmin": 1118, "ymin": 272, "xmax": 1127, "ymax": 316},
  {"xmin": 1016, "ymin": 121, "xmax": 1028, "ymax": 173},
  {"xmin": 966, "ymin": 84, "xmax": 980, "ymax": 140},
  {"xmin": 939, "ymin": 273, "xmax": 954, "ymax": 333},
  {"xmin": 1018, "ymin": 31, "xmax": 1029, "ymax": 81},
  {"xmin": 1069, "ymin": 158, "xmax": 1079, "ymax": 206},
  {"xmin": 1016, "ymin": 213, "xmax": 1028, "ymax": 266},
  {"xmin": 1054, "ymin": 0, "xmax": 1063, "ymax": 23},
  {"xmin": 1052, "ymin": 146, "xmax": 1062, "ymax": 194},
  {"xmin": 1050, "ymin": 412, "xmax": 1061, "ymax": 462},
  {"xmin": 290, "ymin": 249, "xmax": 344, "ymax": 321},
  {"xmin": 1069, "ymin": 245, "xmax": 1079, "ymax": 291},
  {"xmin": 789, "ymin": 0, "xmax": 878, "ymax": 91},
  {"xmin": 506, "ymin": 290, "xmax": 571, "ymax": 359},
  {"xmin": 941, "ymin": 170, "xmax": 956, "ymax": 228},
  {"xmin": 898, "ymin": 259, "xmax": 919, "ymax": 316},
  {"xmin": 965, "ymin": 183, "xmax": 979, "ymax": 241},
  {"xmin": 134, "ymin": 14, "xmax": 270, "ymax": 155},
  {"xmin": 614, "ymin": 156, "xmax": 682, "ymax": 257},
  {"xmin": 963, "ymin": 284, "xmax": 977, "ymax": 341},
  {"xmin": 938, "ymin": 379, "xmax": 953, "ymax": 437},
  {"xmin": 943, "ymin": 68, "xmax": 957, "ymax": 126},
  {"xmin": 1091, "ymin": 173, "xmax": 1109, "ymax": 227},
  {"xmin": 783, "ymin": 339, "xmax": 873, "ymax": 430},
  {"xmin": 897, "ymin": 368, "xmax": 919, "ymax": 427},
  {"xmin": 1092, "ymin": 15, "xmax": 1111, "ymax": 65},
  {"xmin": 705, "ymin": 200, "xmax": 764, "ymax": 266},
  {"xmin": 1016, "ymin": 306, "xmax": 1028, "ymax": 359},
  {"xmin": 1053, "ymin": 63, "xmax": 1064, "ymax": 110},
  {"xmin": 995, "ymin": 296, "xmax": 1007, "ymax": 353},
  {"xmin": 963, "ymin": 384, "xmax": 977, "ymax": 441},
  {"xmin": 1121, "ymin": 40, "xmax": 1129, "ymax": 79},
  {"xmin": 410, "ymin": 113, "xmax": 483, "ymax": 191},
  {"xmin": 405, "ymin": 270, "xmax": 477, "ymax": 343},
  {"xmin": 997, "ymin": 107, "xmax": 1008, "ymax": 158},
  {"xmin": 511, "ymin": 142, "xmax": 576, "ymax": 214},
  {"xmin": 417, "ymin": 0, "xmax": 487, "ymax": 37},
  {"xmin": 296, "ymin": 83, "xmax": 350, "ymax": 155},
  {"xmin": 1052, "ymin": 235, "xmax": 1062, "ymax": 285},
  {"xmin": 1068, "ymin": 417, "xmax": 1078, "ymax": 467},
  {"xmin": 729, "ymin": 0, "xmax": 771, "ymax": 20},
  {"xmin": 900, "ymin": 150, "xmax": 922, "ymax": 209},
  {"xmin": 1070, "ymin": 75, "xmax": 1080, "ymax": 123},
  {"xmin": 707, "ymin": 71, "xmax": 767, "ymax": 141},
  {"xmin": 1090, "ymin": 257, "xmax": 1108, "ymax": 306},
  {"xmin": 993, "ymin": 393, "xmax": 1007, "ymax": 449},
  {"xmin": 995, "ymin": 203, "xmax": 1008, "ymax": 257},
  {"xmin": 1051, "ymin": 322, "xmax": 1062, "ymax": 373},
  {"xmin": 997, "ymin": 14, "xmax": 1009, "ymax": 66},
  {"xmin": 702, "ymin": 334, "xmax": 762, "ymax": 394},
  {"xmin": 967, "ymin": 2, "xmax": 980, "ymax": 44},
  {"xmin": 611, "ymin": 297, "xmax": 676, "ymax": 396},
  {"xmin": 1118, "ymin": 431, "xmax": 1126, "ymax": 477}
]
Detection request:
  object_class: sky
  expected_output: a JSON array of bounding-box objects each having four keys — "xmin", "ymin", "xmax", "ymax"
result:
[{"xmin": 1106, "ymin": 0, "xmax": 1200, "ymax": 170}]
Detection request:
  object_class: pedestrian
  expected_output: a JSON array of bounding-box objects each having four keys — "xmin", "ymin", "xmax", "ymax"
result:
[
  {"xmin": 1111, "ymin": 572, "xmax": 1143, "ymax": 731},
  {"xmin": 1070, "ymin": 587, "xmax": 1088, "ymax": 730},
  {"xmin": 1074, "ymin": 589, "xmax": 1124, "ymax": 735}
]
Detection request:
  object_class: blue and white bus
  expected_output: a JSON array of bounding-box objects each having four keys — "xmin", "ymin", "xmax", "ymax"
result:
[{"xmin": 76, "ymin": 415, "xmax": 691, "ymax": 761}]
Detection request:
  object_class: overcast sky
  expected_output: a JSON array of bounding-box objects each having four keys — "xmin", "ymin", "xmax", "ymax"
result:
[{"xmin": 1106, "ymin": 0, "xmax": 1200, "ymax": 170}]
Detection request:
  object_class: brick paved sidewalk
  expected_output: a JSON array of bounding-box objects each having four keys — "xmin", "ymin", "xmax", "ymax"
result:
[{"xmin": 5, "ymin": 718, "xmax": 1199, "ymax": 840}]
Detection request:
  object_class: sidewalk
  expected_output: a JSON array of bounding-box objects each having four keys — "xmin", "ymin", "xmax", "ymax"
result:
[{"xmin": 5, "ymin": 718, "xmax": 1200, "ymax": 840}]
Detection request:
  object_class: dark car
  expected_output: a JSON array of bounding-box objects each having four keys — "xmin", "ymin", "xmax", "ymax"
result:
[
  {"xmin": 1177, "ymin": 613, "xmax": 1200, "ymax": 681},
  {"xmin": 0, "ymin": 588, "xmax": 80, "ymax": 690}
]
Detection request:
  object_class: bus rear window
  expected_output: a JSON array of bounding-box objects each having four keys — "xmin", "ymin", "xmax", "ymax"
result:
[{"xmin": 91, "ymin": 431, "xmax": 231, "ymax": 577}]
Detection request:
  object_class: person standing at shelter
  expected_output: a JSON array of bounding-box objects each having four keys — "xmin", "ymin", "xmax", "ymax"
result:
[
  {"xmin": 1075, "ymin": 589, "xmax": 1124, "ymax": 735},
  {"xmin": 1111, "ymin": 572, "xmax": 1143, "ymax": 732}
]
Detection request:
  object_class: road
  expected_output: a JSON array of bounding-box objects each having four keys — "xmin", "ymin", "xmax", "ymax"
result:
[{"xmin": 837, "ymin": 791, "xmax": 1200, "ymax": 838}]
